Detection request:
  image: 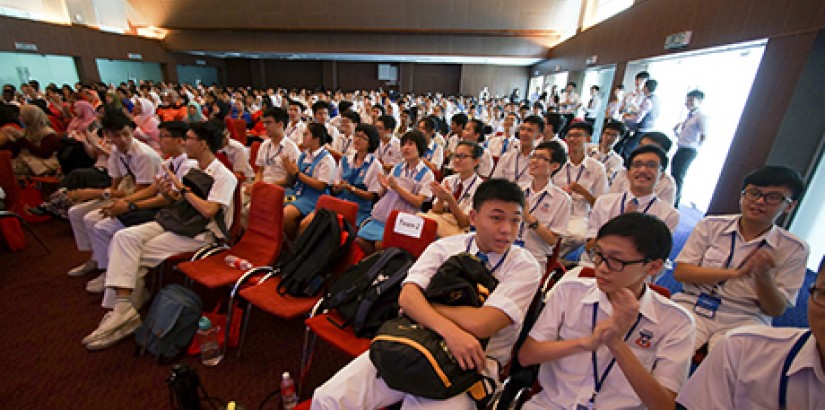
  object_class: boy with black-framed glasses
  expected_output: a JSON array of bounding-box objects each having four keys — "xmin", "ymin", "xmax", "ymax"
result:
[
  {"xmin": 519, "ymin": 213, "xmax": 695, "ymax": 409},
  {"xmin": 672, "ymin": 165, "xmax": 809, "ymax": 353}
]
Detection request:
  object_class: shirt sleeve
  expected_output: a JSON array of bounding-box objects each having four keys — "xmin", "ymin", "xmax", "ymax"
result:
[
  {"xmin": 364, "ymin": 159, "xmax": 383, "ymax": 193},
  {"xmin": 431, "ymin": 144, "xmax": 444, "ymax": 169},
  {"xmin": 589, "ymin": 163, "xmax": 609, "ymax": 197},
  {"xmin": 206, "ymin": 167, "xmax": 237, "ymax": 208},
  {"xmin": 675, "ymin": 218, "xmax": 711, "ymax": 265},
  {"xmin": 255, "ymin": 141, "xmax": 270, "ymax": 167},
  {"xmin": 650, "ymin": 310, "xmax": 696, "ymax": 395},
  {"xmin": 548, "ymin": 195, "xmax": 572, "ymax": 235},
  {"xmin": 586, "ymin": 197, "xmax": 608, "ymax": 239},
  {"xmin": 675, "ymin": 331, "xmax": 738, "ymax": 409},
  {"xmin": 314, "ymin": 156, "xmax": 336, "ymax": 184},
  {"xmin": 132, "ymin": 152, "xmax": 161, "ymax": 185},
  {"xmin": 483, "ymin": 254, "xmax": 540, "ymax": 326},
  {"xmin": 417, "ymin": 168, "xmax": 435, "ymax": 198}
]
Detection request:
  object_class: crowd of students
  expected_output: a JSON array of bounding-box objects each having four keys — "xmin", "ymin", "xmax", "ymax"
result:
[{"xmin": 1, "ymin": 78, "xmax": 821, "ymax": 409}]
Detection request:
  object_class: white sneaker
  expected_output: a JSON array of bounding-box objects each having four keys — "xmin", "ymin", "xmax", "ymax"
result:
[
  {"xmin": 85, "ymin": 316, "xmax": 141, "ymax": 351},
  {"xmin": 86, "ymin": 273, "xmax": 106, "ymax": 294},
  {"xmin": 81, "ymin": 311, "xmax": 114, "ymax": 345},
  {"xmin": 84, "ymin": 303, "xmax": 140, "ymax": 350},
  {"xmin": 68, "ymin": 260, "xmax": 97, "ymax": 277}
]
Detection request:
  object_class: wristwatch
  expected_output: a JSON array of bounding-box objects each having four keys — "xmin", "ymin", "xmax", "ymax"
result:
[
  {"xmin": 528, "ymin": 220, "xmax": 540, "ymax": 230},
  {"xmin": 127, "ymin": 202, "xmax": 138, "ymax": 212},
  {"xmin": 101, "ymin": 188, "xmax": 112, "ymax": 200},
  {"xmin": 180, "ymin": 187, "xmax": 192, "ymax": 195}
]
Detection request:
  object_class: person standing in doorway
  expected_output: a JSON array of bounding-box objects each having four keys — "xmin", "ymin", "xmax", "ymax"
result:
[{"xmin": 671, "ymin": 90, "xmax": 708, "ymax": 208}]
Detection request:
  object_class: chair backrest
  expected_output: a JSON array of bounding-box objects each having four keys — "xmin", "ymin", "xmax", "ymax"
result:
[
  {"xmin": 228, "ymin": 173, "xmax": 244, "ymax": 244},
  {"xmin": 316, "ymin": 194, "xmax": 358, "ymax": 227},
  {"xmin": 578, "ymin": 266, "xmax": 671, "ymax": 298},
  {"xmin": 249, "ymin": 140, "xmax": 262, "ymax": 174},
  {"xmin": 229, "ymin": 118, "xmax": 248, "ymax": 146},
  {"xmin": 382, "ymin": 210, "xmax": 437, "ymax": 258},
  {"xmin": 241, "ymin": 182, "xmax": 285, "ymax": 260},
  {"xmin": 0, "ymin": 151, "xmax": 20, "ymax": 211}
]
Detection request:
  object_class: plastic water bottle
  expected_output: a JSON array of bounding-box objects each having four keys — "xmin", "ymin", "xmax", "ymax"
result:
[
  {"xmin": 224, "ymin": 254, "xmax": 253, "ymax": 270},
  {"xmin": 197, "ymin": 317, "xmax": 224, "ymax": 367},
  {"xmin": 280, "ymin": 372, "xmax": 298, "ymax": 410}
]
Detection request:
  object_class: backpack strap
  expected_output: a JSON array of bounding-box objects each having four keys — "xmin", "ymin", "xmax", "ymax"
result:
[{"xmin": 351, "ymin": 251, "xmax": 414, "ymax": 332}]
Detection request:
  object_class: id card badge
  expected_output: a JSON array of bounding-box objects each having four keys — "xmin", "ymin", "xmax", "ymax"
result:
[
  {"xmin": 513, "ymin": 239, "xmax": 525, "ymax": 248},
  {"xmin": 576, "ymin": 402, "xmax": 595, "ymax": 410},
  {"xmin": 694, "ymin": 293, "xmax": 722, "ymax": 319}
]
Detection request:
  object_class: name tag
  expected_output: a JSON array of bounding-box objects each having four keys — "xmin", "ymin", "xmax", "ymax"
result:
[
  {"xmin": 513, "ymin": 239, "xmax": 525, "ymax": 248},
  {"xmin": 694, "ymin": 293, "xmax": 722, "ymax": 319}
]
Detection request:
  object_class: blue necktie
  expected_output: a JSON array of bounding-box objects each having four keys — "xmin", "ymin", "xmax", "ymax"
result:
[{"xmin": 475, "ymin": 251, "xmax": 489, "ymax": 267}]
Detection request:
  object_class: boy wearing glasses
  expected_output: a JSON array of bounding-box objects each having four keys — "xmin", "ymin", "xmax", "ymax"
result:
[
  {"xmin": 519, "ymin": 213, "xmax": 695, "ymax": 409},
  {"xmin": 673, "ymin": 165, "xmax": 808, "ymax": 352},
  {"xmin": 676, "ymin": 259, "xmax": 825, "ymax": 408}
]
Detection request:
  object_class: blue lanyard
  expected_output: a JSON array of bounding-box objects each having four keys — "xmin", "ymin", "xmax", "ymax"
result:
[
  {"xmin": 465, "ymin": 236, "xmax": 509, "ymax": 274},
  {"xmin": 518, "ymin": 188, "xmax": 548, "ymax": 239},
  {"xmin": 342, "ymin": 136, "xmax": 352, "ymax": 153},
  {"xmin": 265, "ymin": 142, "xmax": 283, "ymax": 165},
  {"xmin": 501, "ymin": 138, "xmax": 510, "ymax": 156},
  {"xmin": 723, "ymin": 232, "xmax": 769, "ymax": 269},
  {"xmin": 778, "ymin": 330, "xmax": 812, "ymax": 410},
  {"xmin": 590, "ymin": 301, "xmax": 643, "ymax": 406},
  {"xmin": 514, "ymin": 153, "xmax": 529, "ymax": 181},
  {"xmin": 380, "ymin": 141, "xmax": 393, "ymax": 158},
  {"xmin": 454, "ymin": 175, "xmax": 479, "ymax": 205},
  {"xmin": 424, "ymin": 143, "xmax": 435, "ymax": 160},
  {"xmin": 619, "ymin": 192, "xmax": 657, "ymax": 214},
  {"xmin": 566, "ymin": 163, "xmax": 586, "ymax": 185}
]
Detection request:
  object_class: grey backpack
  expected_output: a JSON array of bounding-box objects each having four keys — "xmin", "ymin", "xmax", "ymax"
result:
[{"xmin": 134, "ymin": 284, "xmax": 203, "ymax": 362}]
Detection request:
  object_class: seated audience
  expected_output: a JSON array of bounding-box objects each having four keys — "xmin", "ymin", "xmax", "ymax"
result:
[
  {"xmin": 587, "ymin": 120, "xmax": 626, "ymax": 185},
  {"xmin": 492, "ymin": 115, "xmax": 543, "ymax": 184},
  {"xmin": 424, "ymin": 140, "xmax": 483, "ymax": 237},
  {"xmin": 10, "ymin": 104, "xmax": 61, "ymax": 176},
  {"xmin": 375, "ymin": 114, "xmax": 402, "ymax": 173},
  {"xmin": 610, "ymin": 131, "xmax": 677, "ymax": 205}
]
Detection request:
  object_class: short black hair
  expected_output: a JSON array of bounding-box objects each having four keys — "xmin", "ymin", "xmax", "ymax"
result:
[
  {"xmin": 472, "ymin": 178, "xmax": 525, "ymax": 211},
  {"xmin": 567, "ymin": 81, "xmax": 577, "ymax": 89},
  {"xmin": 597, "ymin": 213, "xmax": 672, "ymax": 261},
  {"xmin": 338, "ymin": 101, "xmax": 354, "ymax": 113},
  {"xmin": 687, "ymin": 89, "xmax": 705, "ymax": 100},
  {"xmin": 158, "ymin": 121, "xmax": 189, "ymax": 139},
  {"xmin": 288, "ymin": 99, "xmax": 306, "ymax": 112},
  {"xmin": 603, "ymin": 120, "xmax": 627, "ymax": 136},
  {"xmin": 417, "ymin": 117, "xmax": 436, "ymax": 134},
  {"xmin": 522, "ymin": 114, "xmax": 545, "ymax": 133},
  {"xmin": 543, "ymin": 113, "xmax": 567, "ymax": 135},
  {"xmin": 311, "ymin": 100, "xmax": 330, "ymax": 113},
  {"xmin": 355, "ymin": 123, "xmax": 380, "ymax": 153},
  {"xmin": 639, "ymin": 131, "xmax": 672, "ymax": 153},
  {"xmin": 466, "ymin": 119, "xmax": 490, "ymax": 143},
  {"xmin": 535, "ymin": 141, "xmax": 568, "ymax": 166},
  {"xmin": 400, "ymin": 130, "xmax": 427, "ymax": 158},
  {"xmin": 262, "ymin": 107, "xmax": 288, "ymax": 126},
  {"xmin": 456, "ymin": 140, "xmax": 483, "ymax": 159},
  {"xmin": 742, "ymin": 165, "xmax": 805, "ymax": 200},
  {"xmin": 340, "ymin": 109, "xmax": 361, "ymax": 125},
  {"xmin": 635, "ymin": 71, "xmax": 650, "ymax": 80},
  {"xmin": 627, "ymin": 144, "xmax": 669, "ymax": 170},
  {"xmin": 101, "ymin": 109, "xmax": 135, "ymax": 131},
  {"xmin": 191, "ymin": 121, "xmax": 224, "ymax": 153},
  {"xmin": 307, "ymin": 122, "xmax": 333, "ymax": 146},
  {"xmin": 451, "ymin": 113, "xmax": 469, "ymax": 128},
  {"xmin": 371, "ymin": 104, "xmax": 385, "ymax": 116},
  {"xmin": 645, "ymin": 79, "xmax": 658, "ymax": 93},
  {"xmin": 567, "ymin": 121, "xmax": 593, "ymax": 136},
  {"xmin": 376, "ymin": 115, "xmax": 396, "ymax": 132}
]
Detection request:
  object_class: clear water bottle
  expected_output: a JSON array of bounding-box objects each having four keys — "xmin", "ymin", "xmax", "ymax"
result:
[
  {"xmin": 197, "ymin": 316, "xmax": 224, "ymax": 367},
  {"xmin": 224, "ymin": 254, "xmax": 253, "ymax": 270},
  {"xmin": 280, "ymin": 372, "xmax": 298, "ymax": 410}
]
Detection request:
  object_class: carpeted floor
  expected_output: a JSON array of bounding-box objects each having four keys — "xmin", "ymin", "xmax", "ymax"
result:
[{"xmin": 0, "ymin": 218, "xmax": 350, "ymax": 409}]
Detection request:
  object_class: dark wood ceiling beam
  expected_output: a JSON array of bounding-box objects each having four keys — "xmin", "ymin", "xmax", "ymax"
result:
[{"xmin": 163, "ymin": 27, "xmax": 561, "ymax": 38}]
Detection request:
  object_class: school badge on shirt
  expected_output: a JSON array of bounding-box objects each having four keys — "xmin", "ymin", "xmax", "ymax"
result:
[{"xmin": 635, "ymin": 329, "xmax": 653, "ymax": 348}]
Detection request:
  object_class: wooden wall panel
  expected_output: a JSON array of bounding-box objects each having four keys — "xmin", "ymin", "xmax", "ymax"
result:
[
  {"xmin": 336, "ymin": 62, "xmax": 385, "ymax": 91},
  {"xmin": 224, "ymin": 59, "xmax": 253, "ymax": 87},
  {"xmin": 261, "ymin": 61, "xmax": 324, "ymax": 90},
  {"xmin": 410, "ymin": 64, "xmax": 460, "ymax": 95}
]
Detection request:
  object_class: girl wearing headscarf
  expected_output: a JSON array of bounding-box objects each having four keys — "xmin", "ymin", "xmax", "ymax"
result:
[
  {"xmin": 186, "ymin": 101, "xmax": 206, "ymax": 123},
  {"xmin": 67, "ymin": 100, "xmax": 98, "ymax": 134},
  {"xmin": 131, "ymin": 97, "xmax": 161, "ymax": 151},
  {"xmin": 11, "ymin": 104, "xmax": 61, "ymax": 175}
]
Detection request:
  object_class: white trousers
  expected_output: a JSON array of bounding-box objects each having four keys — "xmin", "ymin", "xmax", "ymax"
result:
[
  {"xmin": 311, "ymin": 352, "xmax": 488, "ymax": 410},
  {"xmin": 89, "ymin": 215, "xmax": 125, "ymax": 269},
  {"xmin": 68, "ymin": 199, "xmax": 108, "ymax": 252},
  {"xmin": 101, "ymin": 221, "xmax": 209, "ymax": 307}
]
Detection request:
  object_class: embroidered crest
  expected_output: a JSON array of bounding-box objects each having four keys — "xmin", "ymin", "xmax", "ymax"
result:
[{"xmin": 635, "ymin": 329, "xmax": 653, "ymax": 348}]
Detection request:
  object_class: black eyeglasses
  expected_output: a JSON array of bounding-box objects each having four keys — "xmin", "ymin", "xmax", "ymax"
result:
[
  {"xmin": 588, "ymin": 248, "xmax": 649, "ymax": 272},
  {"xmin": 810, "ymin": 284, "xmax": 825, "ymax": 308},
  {"xmin": 741, "ymin": 188, "xmax": 792, "ymax": 205}
]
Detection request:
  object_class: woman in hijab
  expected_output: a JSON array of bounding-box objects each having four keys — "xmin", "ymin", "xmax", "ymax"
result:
[
  {"xmin": 11, "ymin": 104, "xmax": 61, "ymax": 175},
  {"xmin": 186, "ymin": 100, "xmax": 206, "ymax": 123},
  {"xmin": 131, "ymin": 97, "xmax": 161, "ymax": 151},
  {"xmin": 67, "ymin": 100, "xmax": 98, "ymax": 134}
]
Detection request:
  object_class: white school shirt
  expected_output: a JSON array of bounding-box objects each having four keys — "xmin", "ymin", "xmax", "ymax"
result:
[
  {"xmin": 331, "ymin": 133, "xmax": 355, "ymax": 157},
  {"xmin": 159, "ymin": 153, "xmax": 197, "ymax": 180},
  {"xmin": 676, "ymin": 109, "xmax": 708, "ymax": 149},
  {"xmin": 676, "ymin": 326, "xmax": 825, "ymax": 409},
  {"xmin": 284, "ymin": 120, "xmax": 305, "ymax": 145},
  {"xmin": 404, "ymin": 233, "xmax": 540, "ymax": 366},
  {"xmin": 551, "ymin": 157, "xmax": 608, "ymax": 219},
  {"xmin": 219, "ymin": 138, "xmax": 254, "ymax": 181},
  {"xmin": 297, "ymin": 146, "xmax": 336, "ymax": 186},
  {"xmin": 422, "ymin": 140, "xmax": 444, "ymax": 170},
  {"xmin": 376, "ymin": 137, "xmax": 402, "ymax": 169},
  {"xmin": 493, "ymin": 149, "xmax": 532, "ymax": 184},
  {"xmin": 202, "ymin": 158, "xmax": 238, "ymax": 239},
  {"xmin": 586, "ymin": 192, "xmax": 679, "ymax": 239},
  {"xmin": 517, "ymin": 180, "xmax": 572, "ymax": 263},
  {"xmin": 334, "ymin": 153, "xmax": 383, "ymax": 194},
  {"xmin": 477, "ymin": 147, "xmax": 495, "ymax": 178},
  {"xmin": 610, "ymin": 169, "xmax": 677, "ymax": 205},
  {"xmin": 438, "ymin": 173, "xmax": 481, "ymax": 215},
  {"xmin": 587, "ymin": 144, "xmax": 624, "ymax": 185},
  {"xmin": 487, "ymin": 134, "xmax": 519, "ymax": 158},
  {"xmin": 387, "ymin": 160, "xmax": 435, "ymax": 199},
  {"xmin": 255, "ymin": 137, "xmax": 300, "ymax": 184},
  {"xmin": 526, "ymin": 278, "xmax": 695, "ymax": 410},
  {"xmin": 107, "ymin": 138, "xmax": 162, "ymax": 185},
  {"xmin": 673, "ymin": 214, "xmax": 809, "ymax": 321}
]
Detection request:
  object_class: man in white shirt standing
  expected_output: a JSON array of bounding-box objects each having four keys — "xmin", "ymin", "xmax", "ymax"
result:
[{"xmin": 671, "ymin": 89, "xmax": 708, "ymax": 207}]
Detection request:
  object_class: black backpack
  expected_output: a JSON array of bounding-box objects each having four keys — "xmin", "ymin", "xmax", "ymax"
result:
[
  {"xmin": 276, "ymin": 208, "xmax": 356, "ymax": 297},
  {"xmin": 323, "ymin": 247, "xmax": 415, "ymax": 338},
  {"xmin": 134, "ymin": 284, "xmax": 203, "ymax": 362}
]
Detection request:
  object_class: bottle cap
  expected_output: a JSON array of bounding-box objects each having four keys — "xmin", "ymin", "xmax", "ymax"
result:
[
  {"xmin": 198, "ymin": 316, "xmax": 212, "ymax": 331},
  {"xmin": 282, "ymin": 371, "xmax": 290, "ymax": 379}
]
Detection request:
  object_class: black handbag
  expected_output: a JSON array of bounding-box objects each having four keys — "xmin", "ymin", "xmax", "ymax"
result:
[
  {"xmin": 155, "ymin": 169, "xmax": 227, "ymax": 238},
  {"xmin": 117, "ymin": 208, "xmax": 159, "ymax": 227}
]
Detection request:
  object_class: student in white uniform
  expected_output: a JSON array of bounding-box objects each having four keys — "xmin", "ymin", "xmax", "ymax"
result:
[
  {"xmin": 254, "ymin": 107, "xmax": 301, "ymax": 187},
  {"xmin": 587, "ymin": 120, "xmax": 626, "ymax": 185},
  {"xmin": 676, "ymin": 261, "xmax": 825, "ymax": 409},
  {"xmin": 515, "ymin": 141, "xmax": 571, "ymax": 273},
  {"xmin": 218, "ymin": 127, "xmax": 254, "ymax": 181},
  {"xmin": 552, "ymin": 122, "xmax": 608, "ymax": 257},
  {"xmin": 284, "ymin": 100, "xmax": 306, "ymax": 145},
  {"xmin": 492, "ymin": 115, "xmax": 543, "ymax": 184},
  {"xmin": 329, "ymin": 110, "xmax": 359, "ymax": 159},
  {"xmin": 519, "ymin": 213, "xmax": 695, "ymax": 409},
  {"xmin": 66, "ymin": 110, "xmax": 162, "ymax": 278},
  {"xmin": 461, "ymin": 119, "xmax": 494, "ymax": 178},
  {"xmin": 610, "ymin": 132, "xmax": 677, "ymax": 205},
  {"xmin": 416, "ymin": 117, "xmax": 444, "ymax": 172},
  {"xmin": 82, "ymin": 121, "xmax": 237, "ymax": 350},
  {"xmin": 586, "ymin": 145, "xmax": 679, "ymax": 250},
  {"xmin": 375, "ymin": 115, "xmax": 402, "ymax": 173},
  {"xmin": 673, "ymin": 165, "xmax": 809, "ymax": 352},
  {"xmin": 313, "ymin": 179, "xmax": 541, "ymax": 410},
  {"xmin": 424, "ymin": 141, "xmax": 482, "ymax": 237},
  {"xmin": 85, "ymin": 121, "xmax": 197, "ymax": 295},
  {"xmin": 486, "ymin": 112, "xmax": 519, "ymax": 161}
]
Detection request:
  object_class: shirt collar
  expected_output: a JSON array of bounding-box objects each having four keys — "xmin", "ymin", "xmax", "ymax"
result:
[
  {"xmin": 724, "ymin": 217, "xmax": 781, "ymax": 248},
  {"xmin": 627, "ymin": 191, "xmax": 656, "ymax": 204},
  {"xmin": 787, "ymin": 335, "xmax": 825, "ymax": 385},
  {"xmin": 307, "ymin": 146, "xmax": 325, "ymax": 159}
]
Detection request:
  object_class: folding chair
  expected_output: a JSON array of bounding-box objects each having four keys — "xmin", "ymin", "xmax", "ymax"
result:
[
  {"xmin": 300, "ymin": 211, "xmax": 437, "ymax": 394},
  {"xmin": 0, "ymin": 151, "xmax": 49, "ymax": 253}
]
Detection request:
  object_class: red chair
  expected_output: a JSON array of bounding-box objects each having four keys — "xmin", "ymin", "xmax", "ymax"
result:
[
  {"xmin": 249, "ymin": 140, "xmax": 262, "ymax": 174},
  {"xmin": 300, "ymin": 211, "xmax": 437, "ymax": 393},
  {"xmin": 0, "ymin": 151, "xmax": 49, "ymax": 253},
  {"xmin": 229, "ymin": 194, "xmax": 363, "ymax": 359},
  {"xmin": 228, "ymin": 118, "xmax": 248, "ymax": 146}
]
